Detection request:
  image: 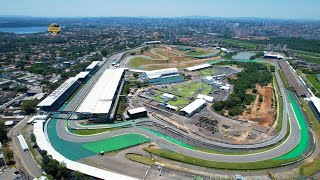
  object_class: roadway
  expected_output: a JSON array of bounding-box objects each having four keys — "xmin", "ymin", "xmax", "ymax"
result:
[
  {"xmin": 50, "ymin": 58, "xmax": 310, "ymax": 163},
  {"xmin": 9, "ymin": 117, "xmax": 42, "ymax": 179},
  {"xmin": 65, "ymin": 59, "xmax": 290, "ymax": 150}
]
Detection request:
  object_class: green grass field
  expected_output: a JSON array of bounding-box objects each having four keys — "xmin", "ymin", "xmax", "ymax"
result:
[
  {"xmin": 306, "ymin": 74, "xmax": 320, "ymax": 92},
  {"xmin": 72, "ymin": 128, "xmax": 116, "ymax": 135},
  {"xmin": 164, "ymin": 82, "xmax": 212, "ymax": 98},
  {"xmin": 82, "ymin": 134, "xmax": 150, "ymax": 153},
  {"xmin": 291, "ymin": 50, "xmax": 320, "ymax": 64},
  {"xmin": 299, "ymin": 99, "xmax": 320, "ymax": 176},
  {"xmin": 199, "ymin": 68, "xmax": 218, "ymax": 76},
  {"xmin": 217, "ymin": 38, "xmax": 257, "ymax": 50},
  {"xmin": 273, "ymin": 74, "xmax": 284, "ymax": 132},
  {"xmin": 168, "ymin": 98, "xmax": 190, "ymax": 109},
  {"xmin": 144, "ymin": 148, "xmax": 296, "ymax": 170},
  {"xmin": 129, "ymin": 57, "xmax": 168, "ymax": 69}
]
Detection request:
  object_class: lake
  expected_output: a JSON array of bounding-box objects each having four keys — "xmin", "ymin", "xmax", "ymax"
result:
[{"xmin": 0, "ymin": 26, "xmax": 48, "ymax": 34}]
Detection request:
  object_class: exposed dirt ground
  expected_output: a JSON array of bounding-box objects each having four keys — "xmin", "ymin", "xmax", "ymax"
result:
[{"xmin": 240, "ymin": 84, "xmax": 275, "ymax": 127}]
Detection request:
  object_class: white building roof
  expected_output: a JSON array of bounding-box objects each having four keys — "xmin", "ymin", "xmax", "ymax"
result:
[
  {"xmin": 33, "ymin": 121, "xmax": 137, "ymax": 180},
  {"xmin": 4, "ymin": 121, "xmax": 14, "ymax": 126},
  {"xmin": 311, "ymin": 96, "xmax": 320, "ymax": 114},
  {"xmin": 75, "ymin": 71, "xmax": 90, "ymax": 79},
  {"xmin": 17, "ymin": 134, "xmax": 28, "ymax": 150},
  {"xmin": 162, "ymin": 93, "xmax": 175, "ymax": 99},
  {"xmin": 197, "ymin": 94, "xmax": 214, "ymax": 103},
  {"xmin": 38, "ymin": 77, "xmax": 79, "ymax": 107},
  {"xmin": 27, "ymin": 114, "xmax": 48, "ymax": 124},
  {"xmin": 144, "ymin": 68, "xmax": 178, "ymax": 79},
  {"xmin": 86, "ymin": 61, "xmax": 99, "ymax": 70},
  {"xmin": 166, "ymin": 104, "xmax": 178, "ymax": 110},
  {"xmin": 128, "ymin": 107, "xmax": 147, "ymax": 115},
  {"xmin": 180, "ymin": 99, "xmax": 206, "ymax": 115},
  {"xmin": 264, "ymin": 52, "xmax": 284, "ymax": 59},
  {"xmin": 76, "ymin": 68, "xmax": 125, "ymax": 114},
  {"xmin": 186, "ymin": 64, "xmax": 212, "ymax": 71}
]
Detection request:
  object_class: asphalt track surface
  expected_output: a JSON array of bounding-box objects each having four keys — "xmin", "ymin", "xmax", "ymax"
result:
[{"xmin": 50, "ymin": 53, "xmax": 311, "ymax": 163}]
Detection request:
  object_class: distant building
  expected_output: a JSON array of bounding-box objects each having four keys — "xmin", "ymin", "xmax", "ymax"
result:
[
  {"xmin": 38, "ymin": 77, "xmax": 81, "ymax": 111},
  {"xmin": 180, "ymin": 99, "xmax": 206, "ymax": 117},
  {"xmin": 145, "ymin": 41, "xmax": 161, "ymax": 45},
  {"xmin": 197, "ymin": 94, "xmax": 214, "ymax": 103},
  {"xmin": 85, "ymin": 61, "xmax": 100, "ymax": 75},
  {"xmin": 141, "ymin": 68, "xmax": 184, "ymax": 85},
  {"xmin": 186, "ymin": 64, "xmax": 212, "ymax": 72},
  {"xmin": 264, "ymin": 52, "xmax": 284, "ymax": 59},
  {"xmin": 127, "ymin": 107, "xmax": 147, "ymax": 119}
]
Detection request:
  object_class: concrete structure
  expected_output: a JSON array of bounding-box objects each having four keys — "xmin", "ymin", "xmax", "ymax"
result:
[
  {"xmin": 161, "ymin": 93, "xmax": 176, "ymax": 101},
  {"xmin": 264, "ymin": 51, "xmax": 284, "ymax": 59},
  {"xmin": 34, "ymin": 121, "xmax": 136, "ymax": 180},
  {"xmin": 85, "ymin": 61, "xmax": 100, "ymax": 74},
  {"xmin": 17, "ymin": 134, "xmax": 28, "ymax": 151},
  {"xmin": 75, "ymin": 71, "xmax": 90, "ymax": 83},
  {"xmin": 186, "ymin": 64, "xmax": 212, "ymax": 72},
  {"xmin": 127, "ymin": 107, "xmax": 147, "ymax": 119},
  {"xmin": 180, "ymin": 99, "xmax": 206, "ymax": 117},
  {"xmin": 27, "ymin": 114, "xmax": 48, "ymax": 124},
  {"xmin": 220, "ymin": 85, "xmax": 231, "ymax": 92},
  {"xmin": 38, "ymin": 77, "xmax": 81, "ymax": 111},
  {"xmin": 145, "ymin": 41, "xmax": 161, "ymax": 45},
  {"xmin": 197, "ymin": 94, "xmax": 214, "ymax": 103},
  {"xmin": 166, "ymin": 104, "xmax": 179, "ymax": 111},
  {"xmin": 310, "ymin": 96, "xmax": 320, "ymax": 121},
  {"xmin": 76, "ymin": 68, "xmax": 125, "ymax": 121},
  {"xmin": 142, "ymin": 68, "xmax": 179, "ymax": 80}
]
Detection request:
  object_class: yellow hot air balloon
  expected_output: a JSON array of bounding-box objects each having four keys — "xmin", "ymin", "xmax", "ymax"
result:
[{"xmin": 48, "ymin": 23, "xmax": 61, "ymax": 35}]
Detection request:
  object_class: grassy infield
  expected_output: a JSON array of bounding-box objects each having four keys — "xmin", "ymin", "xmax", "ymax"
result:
[{"xmin": 306, "ymin": 74, "xmax": 320, "ymax": 93}]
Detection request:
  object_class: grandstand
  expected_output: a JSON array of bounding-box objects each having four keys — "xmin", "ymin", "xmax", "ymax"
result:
[
  {"xmin": 85, "ymin": 61, "xmax": 100, "ymax": 74},
  {"xmin": 278, "ymin": 60, "xmax": 307, "ymax": 96},
  {"xmin": 142, "ymin": 68, "xmax": 179, "ymax": 80},
  {"xmin": 38, "ymin": 77, "xmax": 81, "ymax": 111},
  {"xmin": 76, "ymin": 68, "xmax": 125, "ymax": 122}
]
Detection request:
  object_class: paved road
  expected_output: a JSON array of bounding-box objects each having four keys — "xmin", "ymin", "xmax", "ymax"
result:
[
  {"xmin": 9, "ymin": 117, "xmax": 42, "ymax": 179},
  {"xmin": 65, "ymin": 59, "xmax": 292, "ymax": 149},
  {"xmin": 50, "ymin": 59, "xmax": 310, "ymax": 163}
]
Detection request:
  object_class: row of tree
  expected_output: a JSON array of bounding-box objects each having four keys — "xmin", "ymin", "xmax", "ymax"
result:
[
  {"xmin": 213, "ymin": 62, "xmax": 273, "ymax": 116},
  {"xmin": 40, "ymin": 150, "xmax": 86, "ymax": 180}
]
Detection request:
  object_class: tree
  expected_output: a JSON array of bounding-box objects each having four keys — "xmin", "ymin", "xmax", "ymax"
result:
[
  {"xmin": 133, "ymin": 73, "xmax": 139, "ymax": 79},
  {"xmin": 30, "ymin": 133, "xmax": 36, "ymax": 143},
  {"xmin": 21, "ymin": 100, "xmax": 38, "ymax": 114},
  {"xmin": 44, "ymin": 160, "xmax": 60, "ymax": 176},
  {"xmin": 4, "ymin": 149, "xmax": 14, "ymax": 163},
  {"xmin": 270, "ymin": 66, "xmax": 275, "ymax": 72},
  {"xmin": 252, "ymin": 89, "xmax": 258, "ymax": 93},
  {"xmin": 71, "ymin": 171, "xmax": 86, "ymax": 180},
  {"xmin": 0, "ymin": 121, "xmax": 8, "ymax": 143},
  {"xmin": 212, "ymin": 102, "xmax": 224, "ymax": 111}
]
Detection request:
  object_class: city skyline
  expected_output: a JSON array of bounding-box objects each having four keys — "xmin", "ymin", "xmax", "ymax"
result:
[{"xmin": 1, "ymin": 0, "xmax": 320, "ymax": 19}]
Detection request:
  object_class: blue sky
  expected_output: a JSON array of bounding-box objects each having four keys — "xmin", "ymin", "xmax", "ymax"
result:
[{"xmin": 1, "ymin": 0, "xmax": 319, "ymax": 19}]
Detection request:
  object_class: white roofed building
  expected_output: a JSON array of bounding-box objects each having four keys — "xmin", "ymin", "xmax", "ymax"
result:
[
  {"xmin": 310, "ymin": 96, "xmax": 320, "ymax": 120},
  {"xmin": 76, "ymin": 68, "xmax": 125, "ymax": 121},
  {"xmin": 186, "ymin": 64, "xmax": 212, "ymax": 72},
  {"xmin": 85, "ymin": 61, "xmax": 100, "ymax": 74},
  {"xmin": 197, "ymin": 94, "xmax": 214, "ymax": 103},
  {"xmin": 38, "ymin": 77, "xmax": 81, "ymax": 111},
  {"xmin": 180, "ymin": 99, "xmax": 206, "ymax": 117},
  {"xmin": 142, "ymin": 68, "xmax": 179, "ymax": 80},
  {"xmin": 161, "ymin": 93, "xmax": 176, "ymax": 101},
  {"xmin": 127, "ymin": 107, "xmax": 147, "ymax": 119}
]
